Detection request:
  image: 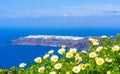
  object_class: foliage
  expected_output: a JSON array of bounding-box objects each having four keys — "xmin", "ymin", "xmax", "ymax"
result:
[{"xmin": 0, "ymin": 34, "xmax": 120, "ymax": 74}]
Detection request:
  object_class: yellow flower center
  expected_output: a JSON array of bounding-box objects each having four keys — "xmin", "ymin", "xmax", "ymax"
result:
[
  {"xmin": 75, "ymin": 57, "xmax": 82, "ymax": 62},
  {"xmin": 72, "ymin": 66, "xmax": 80, "ymax": 73},
  {"xmin": 56, "ymin": 65, "xmax": 60, "ymax": 68},
  {"xmin": 36, "ymin": 59, "xmax": 41, "ymax": 62},
  {"xmin": 53, "ymin": 58, "xmax": 57, "ymax": 60},
  {"xmin": 70, "ymin": 62, "xmax": 73, "ymax": 64},
  {"xmin": 54, "ymin": 63, "xmax": 62, "ymax": 69},
  {"xmin": 40, "ymin": 69, "xmax": 44, "ymax": 72},
  {"xmin": 66, "ymin": 53, "xmax": 73, "ymax": 58},
  {"xmin": 58, "ymin": 49, "xmax": 65, "ymax": 54},
  {"xmin": 91, "ymin": 54, "xmax": 95, "ymax": 57},
  {"xmin": 98, "ymin": 60, "xmax": 102, "ymax": 64},
  {"xmin": 107, "ymin": 71, "xmax": 111, "ymax": 74},
  {"xmin": 92, "ymin": 39, "xmax": 98, "ymax": 43},
  {"xmin": 112, "ymin": 46, "xmax": 119, "ymax": 51},
  {"xmin": 34, "ymin": 57, "xmax": 42, "ymax": 63},
  {"xmin": 79, "ymin": 64, "xmax": 84, "ymax": 69},
  {"xmin": 75, "ymin": 68, "xmax": 79, "ymax": 71},
  {"xmin": 51, "ymin": 55, "xmax": 59, "ymax": 62},
  {"xmin": 96, "ymin": 58, "xmax": 104, "ymax": 66}
]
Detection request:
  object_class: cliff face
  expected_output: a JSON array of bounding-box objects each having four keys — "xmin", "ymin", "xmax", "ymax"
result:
[{"xmin": 11, "ymin": 35, "xmax": 99, "ymax": 50}]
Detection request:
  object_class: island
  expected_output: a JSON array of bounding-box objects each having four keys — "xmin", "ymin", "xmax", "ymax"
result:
[{"xmin": 11, "ymin": 35, "xmax": 109, "ymax": 50}]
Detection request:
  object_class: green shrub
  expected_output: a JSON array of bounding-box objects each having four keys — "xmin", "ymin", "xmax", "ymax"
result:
[{"xmin": 1, "ymin": 34, "xmax": 120, "ymax": 74}]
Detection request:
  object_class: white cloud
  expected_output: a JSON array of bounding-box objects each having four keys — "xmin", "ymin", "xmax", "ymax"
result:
[
  {"xmin": 63, "ymin": 4, "xmax": 120, "ymax": 16},
  {"xmin": 0, "ymin": 4, "xmax": 120, "ymax": 18}
]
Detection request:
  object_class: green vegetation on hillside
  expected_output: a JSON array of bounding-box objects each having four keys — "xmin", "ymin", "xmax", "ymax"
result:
[{"xmin": 0, "ymin": 34, "xmax": 120, "ymax": 74}]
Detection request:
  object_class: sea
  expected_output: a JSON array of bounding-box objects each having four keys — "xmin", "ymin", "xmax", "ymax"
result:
[{"xmin": 0, "ymin": 27, "xmax": 120, "ymax": 68}]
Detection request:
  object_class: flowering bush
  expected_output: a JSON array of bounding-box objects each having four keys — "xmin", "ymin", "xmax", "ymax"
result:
[{"xmin": 0, "ymin": 34, "xmax": 120, "ymax": 74}]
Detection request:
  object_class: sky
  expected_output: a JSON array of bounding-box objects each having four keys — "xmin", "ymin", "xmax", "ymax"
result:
[{"xmin": 0, "ymin": 0, "xmax": 120, "ymax": 28}]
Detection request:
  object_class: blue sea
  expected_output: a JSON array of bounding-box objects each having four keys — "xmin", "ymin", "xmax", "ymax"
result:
[{"xmin": 0, "ymin": 28, "xmax": 120, "ymax": 68}]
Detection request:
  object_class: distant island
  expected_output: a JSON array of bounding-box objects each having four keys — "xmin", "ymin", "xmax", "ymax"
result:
[{"xmin": 11, "ymin": 35, "xmax": 111, "ymax": 50}]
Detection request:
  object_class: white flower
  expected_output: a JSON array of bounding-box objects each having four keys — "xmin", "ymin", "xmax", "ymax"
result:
[
  {"xmin": 54, "ymin": 63, "xmax": 62, "ymax": 69},
  {"xmin": 48, "ymin": 50, "xmax": 54, "ymax": 54},
  {"xmin": 88, "ymin": 38, "xmax": 93, "ymax": 41},
  {"xmin": 38, "ymin": 67, "xmax": 45, "ymax": 73},
  {"xmin": 72, "ymin": 66, "xmax": 80, "ymax": 73},
  {"xmin": 89, "ymin": 38, "xmax": 98, "ymax": 43},
  {"xmin": 78, "ymin": 64, "xmax": 85, "ymax": 70},
  {"xmin": 105, "ymin": 58, "xmax": 112, "ymax": 62},
  {"xmin": 93, "ymin": 42, "xmax": 99, "ymax": 46},
  {"xmin": 81, "ymin": 50, "xmax": 87, "ymax": 53},
  {"xmin": 49, "ymin": 71, "xmax": 56, "ymax": 74},
  {"xmin": 89, "ymin": 38, "xmax": 99, "ymax": 46},
  {"xmin": 19, "ymin": 63, "xmax": 26, "ymax": 68},
  {"xmin": 96, "ymin": 58, "xmax": 104, "ymax": 66},
  {"xmin": 96, "ymin": 46, "xmax": 103, "ymax": 52},
  {"xmin": 89, "ymin": 52, "xmax": 97, "ymax": 58},
  {"xmin": 66, "ymin": 52, "xmax": 73, "ymax": 58},
  {"xmin": 107, "ymin": 71, "xmax": 111, "ymax": 74},
  {"xmin": 51, "ymin": 55, "xmax": 59, "ymax": 62},
  {"xmin": 75, "ymin": 53, "xmax": 80, "ymax": 57},
  {"xmin": 101, "ymin": 35, "xmax": 107, "ymax": 38},
  {"xmin": 112, "ymin": 45, "xmax": 120, "ymax": 51},
  {"xmin": 34, "ymin": 57, "xmax": 42, "ymax": 63},
  {"xmin": 43, "ymin": 54, "xmax": 49, "ymax": 59},
  {"xmin": 58, "ymin": 48, "xmax": 65, "ymax": 55},
  {"xmin": 69, "ymin": 48, "xmax": 77, "ymax": 54},
  {"xmin": 75, "ymin": 56, "xmax": 82, "ymax": 63}
]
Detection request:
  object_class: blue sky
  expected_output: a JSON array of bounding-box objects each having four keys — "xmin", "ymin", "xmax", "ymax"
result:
[{"xmin": 0, "ymin": 0, "xmax": 120, "ymax": 28}]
